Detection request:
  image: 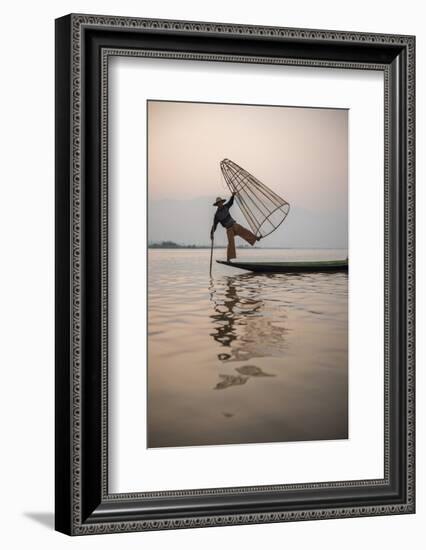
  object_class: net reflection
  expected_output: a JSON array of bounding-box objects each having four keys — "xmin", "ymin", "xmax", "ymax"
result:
[{"xmin": 209, "ymin": 274, "xmax": 287, "ymax": 389}]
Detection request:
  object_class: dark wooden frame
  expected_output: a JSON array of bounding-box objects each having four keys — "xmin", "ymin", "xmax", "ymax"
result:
[{"xmin": 55, "ymin": 13, "xmax": 415, "ymax": 535}]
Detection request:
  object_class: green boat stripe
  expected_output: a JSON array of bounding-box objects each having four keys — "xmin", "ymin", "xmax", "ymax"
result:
[{"xmin": 218, "ymin": 260, "xmax": 348, "ymax": 268}]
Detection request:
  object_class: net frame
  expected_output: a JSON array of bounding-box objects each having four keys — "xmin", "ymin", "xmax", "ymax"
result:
[{"xmin": 220, "ymin": 159, "xmax": 290, "ymax": 238}]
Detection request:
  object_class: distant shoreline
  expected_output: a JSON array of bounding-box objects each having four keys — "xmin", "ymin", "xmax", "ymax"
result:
[
  {"xmin": 148, "ymin": 242, "xmax": 347, "ymax": 250},
  {"xmin": 148, "ymin": 243, "xmax": 246, "ymax": 249}
]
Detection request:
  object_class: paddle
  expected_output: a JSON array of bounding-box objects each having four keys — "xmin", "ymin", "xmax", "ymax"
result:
[{"xmin": 209, "ymin": 235, "xmax": 214, "ymax": 276}]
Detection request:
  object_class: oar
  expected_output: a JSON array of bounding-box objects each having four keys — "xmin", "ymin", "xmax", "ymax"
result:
[{"xmin": 209, "ymin": 235, "xmax": 214, "ymax": 276}]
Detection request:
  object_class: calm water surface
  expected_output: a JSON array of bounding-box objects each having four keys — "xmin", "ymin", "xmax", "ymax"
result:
[{"xmin": 148, "ymin": 249, "xmax": 348, "ymax": 448}]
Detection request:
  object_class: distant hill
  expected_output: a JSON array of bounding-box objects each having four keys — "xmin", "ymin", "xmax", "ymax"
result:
[
  {"xmin": 149, "ymin": 241, "xmax": 212, "ymax": 249},
  {"xmin": 149, "ymin": 241, "xmax": 193, "ymax": 249}
]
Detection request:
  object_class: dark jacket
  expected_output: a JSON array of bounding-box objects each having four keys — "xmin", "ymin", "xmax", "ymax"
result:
[{"xmin": 212, "ymin": 195, "xmax": 236, "ymax": 232}]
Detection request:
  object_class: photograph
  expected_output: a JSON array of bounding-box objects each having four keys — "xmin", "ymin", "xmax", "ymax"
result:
[{"xmin": 147, "ymin": 100, "xmax": 349, "ymax": 448}]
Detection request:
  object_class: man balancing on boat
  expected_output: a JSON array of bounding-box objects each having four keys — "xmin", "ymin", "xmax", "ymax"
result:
[
  {"xmin": 210, "ymin": 159, "xmax": 347, "ymax": 273},
  {"xmin": 210, "ymin": 194, "xmax": 262, "ymax": 261}
]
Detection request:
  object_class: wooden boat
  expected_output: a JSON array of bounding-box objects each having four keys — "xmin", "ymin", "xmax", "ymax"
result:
[{"xmin": 216, "ymin": 259, "xmax": 348, "ymax": 273}]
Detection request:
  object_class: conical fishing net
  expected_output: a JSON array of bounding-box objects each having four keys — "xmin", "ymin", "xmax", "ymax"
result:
[{"xmin": 220, "ymin": 159, "xmax": 290, "ymax": 238}]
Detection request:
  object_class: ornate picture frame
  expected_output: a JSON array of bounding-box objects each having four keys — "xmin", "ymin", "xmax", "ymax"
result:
[{"xmin": 55, "ymin": 13, "xmax": 415, "ymax": 535}]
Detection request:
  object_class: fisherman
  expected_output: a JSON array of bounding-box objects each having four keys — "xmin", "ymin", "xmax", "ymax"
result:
[{"xmin": 210, "ymin": 193, "xmax": 261, "ymax": 261}]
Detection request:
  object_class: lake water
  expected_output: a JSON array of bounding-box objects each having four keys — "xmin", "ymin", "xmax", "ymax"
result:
[{"xmin": 148, "ymin": 248, "xmax": 348, "ymax": 448}]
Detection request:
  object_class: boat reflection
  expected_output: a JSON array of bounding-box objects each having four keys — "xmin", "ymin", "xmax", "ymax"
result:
[{"xmin": 209, "ymin": 274, "xmax": 286, "ymax": 389}]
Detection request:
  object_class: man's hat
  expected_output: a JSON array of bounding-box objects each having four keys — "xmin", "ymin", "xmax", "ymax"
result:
[{"xmin": 213, "ymin": 197, "xmax": 226, "ymax": 206}]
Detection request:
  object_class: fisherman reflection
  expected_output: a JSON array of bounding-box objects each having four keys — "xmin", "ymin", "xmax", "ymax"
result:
[
  {"xmin": 209, "ymin": 275, "xmax": 262, "ymax": 355},
  {"xmin": 209, "ymin": 275, "xmax": 287, "ymax": 389}
]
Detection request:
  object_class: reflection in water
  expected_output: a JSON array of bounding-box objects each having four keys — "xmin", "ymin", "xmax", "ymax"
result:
[
  {"xmin": 236, "ymin": 365, "xmax": 275, "ymax": 377},
  {"xmin": 209, "ymin": 275, "xmax": 286, "ymax": 389},
  {"xmin": 215, "ymin": 374, "xmax": 249, "ymax": 390},
  {"xmin": 147, "ymin": 249, "xmax": 348, "ymax": 448},
  {"xmin": 214, "ymin": 367, "xmax": 275, "ymax": 390},
  {"xmin": 209, "ymin": 275, "xmax": 288, "ymax": 363}
]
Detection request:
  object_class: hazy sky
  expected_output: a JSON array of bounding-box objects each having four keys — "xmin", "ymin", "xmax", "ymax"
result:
[{"xmin": 148, "ymin": 100, "xmax": 348, "ymax": 248}]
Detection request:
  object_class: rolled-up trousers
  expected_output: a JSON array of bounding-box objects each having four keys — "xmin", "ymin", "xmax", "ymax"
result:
[{"xmin": 226, "ymin": 223, "xmax": 257, "ymax": 261}]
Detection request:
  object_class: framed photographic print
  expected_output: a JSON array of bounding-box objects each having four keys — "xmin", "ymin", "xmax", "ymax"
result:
[{"xmin": 55, "ymin": 14, "xmax": 415, "ymax": 535}]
